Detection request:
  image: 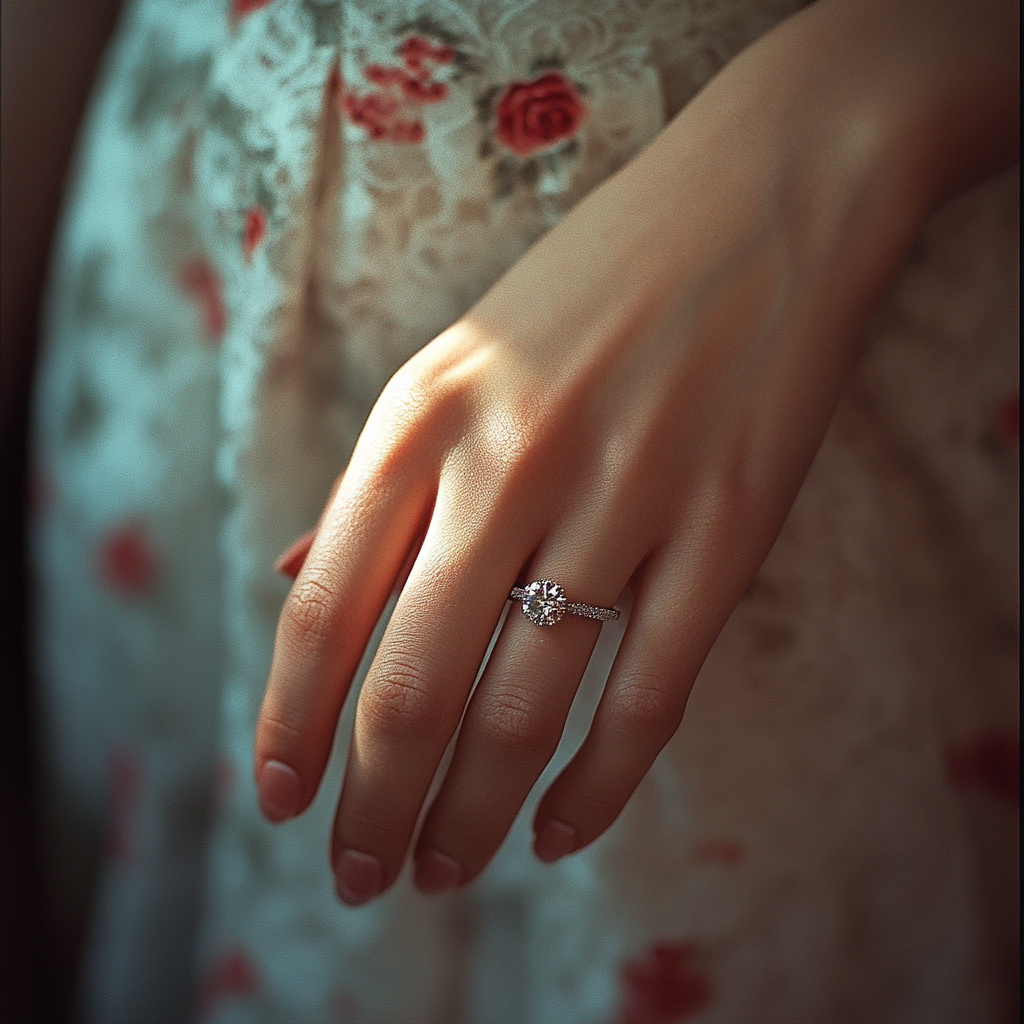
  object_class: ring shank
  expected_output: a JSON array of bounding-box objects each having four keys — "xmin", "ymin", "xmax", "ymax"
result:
[{"xmin": 568, "ymin": 601, "xmax": 620, "ymax": 623}]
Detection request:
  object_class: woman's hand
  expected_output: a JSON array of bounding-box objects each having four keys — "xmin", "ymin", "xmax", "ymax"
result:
[{"xmin": 254, "ymin": 0, "xmax": 1017, "ymax": 905}]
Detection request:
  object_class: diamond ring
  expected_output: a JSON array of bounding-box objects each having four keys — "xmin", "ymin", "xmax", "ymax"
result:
[{"xmin": 509, "ymin": 579, "xmax": 620, "ymax": 627}]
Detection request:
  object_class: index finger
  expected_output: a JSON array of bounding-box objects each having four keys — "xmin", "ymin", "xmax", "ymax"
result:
[{"xmin": 254, "ymin": 451, "xmax": 432, "ymax": 823}]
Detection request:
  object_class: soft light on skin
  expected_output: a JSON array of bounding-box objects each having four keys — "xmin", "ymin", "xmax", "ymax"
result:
[{"xmin": 255, "ymin": 0, "xmax": 1019, "ymax": 905}]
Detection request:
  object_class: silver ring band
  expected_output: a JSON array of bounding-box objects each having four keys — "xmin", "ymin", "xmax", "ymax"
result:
[{"xmin": 510, "ymin": 579, "xmax": 620, "ymax": 627}]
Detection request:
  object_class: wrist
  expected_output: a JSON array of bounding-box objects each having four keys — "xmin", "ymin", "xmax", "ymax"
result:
[
  {"xmin": 472, "ymin": 0, "xmax": 1017, "ymax": 374},
  {"xmin": 608, "ymin": 0, "xmax": 1018, "ymax": 337},
  {"xmin": 723, "ymin": 0, "xmax": 1019, "ymax": 243}
]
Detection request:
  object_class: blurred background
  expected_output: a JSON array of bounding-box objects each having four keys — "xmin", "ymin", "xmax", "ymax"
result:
[{"xmin": 2, "ymin": 3, "xmax": 123, "ymax": 1020}]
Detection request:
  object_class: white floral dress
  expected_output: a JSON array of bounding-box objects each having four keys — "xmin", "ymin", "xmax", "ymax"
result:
[{"xmin": 31, "ymin": 1, "xmax": 1019, "ymax": 1022}]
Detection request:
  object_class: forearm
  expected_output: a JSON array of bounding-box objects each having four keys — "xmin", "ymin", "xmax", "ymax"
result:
[
  {"xmin": 479, "ymin": 0, "xmax": 1018, "ymax": 384},
  {"xmin": 633, "ymin": 0, "xmax": 1018, "ymax": 292},
  {"xmin": 796, "ymin": 0, "xmax": 1020, "ymax": 209}
]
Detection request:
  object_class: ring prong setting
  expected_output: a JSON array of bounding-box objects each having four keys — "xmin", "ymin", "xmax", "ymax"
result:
[{"xmin": 522, "ymin": 579, "xmax": 568, "ymax": 626}]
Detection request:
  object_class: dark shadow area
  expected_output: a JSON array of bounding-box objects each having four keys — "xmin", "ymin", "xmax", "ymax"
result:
[{"xmin": 2, "ymin": 3, "xmax": 123, "ymax": 1020}]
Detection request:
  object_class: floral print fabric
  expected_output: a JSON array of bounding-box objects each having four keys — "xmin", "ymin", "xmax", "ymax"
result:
[{"xmin": 31, "ymin": 1, "xmax": 1018, "ymax": 1022}]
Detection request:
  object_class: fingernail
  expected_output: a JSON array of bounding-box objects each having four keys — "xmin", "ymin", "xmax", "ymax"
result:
[
  {"xmin": 534, "ymin": 820, "xmax": 577, "ymax": 863},
  {"xmin": 256, "ymin": 760, "xmax": 302, "ymax": 823},
  {"xmin": 334, "ymin": 849, "xmax": 383, "ymax": 906},
  {"xmin": 274, "ymin": 528, "xmax": 317, "ymax": 579},
  {"xmin": 414, "ymin": 848, "xmax": 464, "ymax": 895}
]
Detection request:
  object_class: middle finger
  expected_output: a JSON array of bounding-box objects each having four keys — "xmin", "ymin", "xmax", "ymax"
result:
[{"xmin": 329, "ymin": 500, "xmax": 530, "ymax": 906}]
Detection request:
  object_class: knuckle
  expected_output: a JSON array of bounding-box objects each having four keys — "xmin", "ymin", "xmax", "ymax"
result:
[
  {"xmin": 368, "ymin": 358, "xmax": 474, "ymax": 475},
  {"xmin": 383, "ymin": 348, "xmax": 471, "ymax": 427},
  {"xmin": 362, "ymin": 658, "xmax": 447, "ymax": 740},
  {"xmin": 258, "ymin": 708, "xmax": 305, "ymax": 748},
  {"xmin": 474, "ymin": 686, "xmax": 558, "ymax": 758},
  {"xmin": 339, "ymin": 802, "xmax": 397, "ymax": 851},
  {"xmin": 421, "ymin": 808, "xmax": 487, "ymax": 859},
  {"xmin": 563, "ymin": 785, "xmax": 625, "ymax": 827},
  {"xmin": 607, "ymin": 671, "xmax": 683, "ymax": 742},
  {"xmin": 280, "ymin": 574, "xmax": 340, "ymax": 651},
  {"xmin": 379, "ymin": 354, "xmax": 436, "ymax": 414}
]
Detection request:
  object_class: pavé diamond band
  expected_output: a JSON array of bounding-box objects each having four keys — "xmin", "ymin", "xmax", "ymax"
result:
[{"xmin": 509, "ymin": 579, "xmax": 620, "ymax": 627}]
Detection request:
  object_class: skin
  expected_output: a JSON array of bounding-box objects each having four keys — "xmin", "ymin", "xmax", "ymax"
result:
[{"xmin": 255, "ymin": 0, "xmax": 1018, "ymax": 905}]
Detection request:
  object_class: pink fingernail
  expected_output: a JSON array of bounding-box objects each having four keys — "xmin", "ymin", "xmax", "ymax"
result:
[
  {"xmin": 414, "ymin": 848, "xmax": 464, "ymax": 895},
  {"xmin": 274, "ymin": 528, "xmax": 317, "ymax": 580},
  {"xmin": 534, "ymin": 820, "xmax": 577, "ymax": 863},
  {"xmin": 334, "ymin": 849, "xmax": 383, "ymax": 906},
  {"xmin": 256, "ymin": 760, "xmax": 302, "ymax": 823}
]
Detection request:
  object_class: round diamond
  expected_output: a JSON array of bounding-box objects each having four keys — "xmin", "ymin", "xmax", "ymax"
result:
[{"xmin": 522, "ymin": 580, "xmax": 568, "ymax": 626}]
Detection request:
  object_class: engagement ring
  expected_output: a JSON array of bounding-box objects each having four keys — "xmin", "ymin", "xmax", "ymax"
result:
[{"xmin": 509, "ymin": 579, "xmax": 620, "ymax": 626}]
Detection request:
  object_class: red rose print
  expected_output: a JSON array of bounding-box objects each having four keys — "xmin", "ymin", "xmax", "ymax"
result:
[
  {"xmin": 242, "ymin": 206, "xmax": 267, "ymax": 261},
  {"xmin": 178, "ymin": 257, "xmax": 227, "ymax": 342},
  {"xmin": 98, "ymin": 521, "xmax": 159, "ymax": 595},
  {"xmin": 345, "ymin": 89, "xmax": 400, "ymax": 125},
  {"xmin": 495, "ymin": 71, "xmax": 586, "ymax": 157},
  {"xmin": 106, "ymin": 744, "xmax": 142, "ymax": 864},
  {"xmin": 946, "ymin": 729, "xmax": 1020, "ymax": 807},
  {"xmin": 197, "ymin": 947, "xmax": 261, "ymax": 1012},
  {"xmin": 619, "ymin": 942, "xmax": 714, "ymax": 1024}
]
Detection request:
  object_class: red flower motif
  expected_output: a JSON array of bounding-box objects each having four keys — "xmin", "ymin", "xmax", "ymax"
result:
[
  {"xmin": 619, "ymin": 942, "xmax": 714, "ymax": 1024},
  {"xmin": 946, "ymin": 729, "xmax": 1020, "ymax": 807},
  {"xmin": 398, "ymin": 35, "xmax": 454, "ymax": 70},
  {"xmin": 364, "ymin": 63, "xmax": 448, "ymax": 103},
  {"xmin": 197, "ymin": 947, "xmax": 261, "ymax": 1012},
  {"xmin": 343, "ymin": 91, "xmax": 425, "ymax": 143},
  {"xmin": 106, "ymin": 744, "xmax": 142, "ymax": 864},
  {"xmin": 364, "ymin": 64, "xmax": 410, "ymax": 88},
  {"xmin": 178, "ymin": 257, "xmax": 227, "ymax": 342},
  {"xmin": 495, "ymin": 71, "xmax": 586, "ymax": 157},
  {"xmin": 400, "ymin": 77, "xmax": 448, "ymax": 103},
  {"xmin": 98, "ymin": 521, "xmax": 159, "ymax": 595},
  {"xmin": 387, "ymin": 118, "xmax": 427, "ymax": 144},
  {"xmin": 242, "ymin": 206, "xmax": 267, "ymax": 261},
  {"xmin": 342, "ymin": 34, "xmax": 451, "ymax": 144}
]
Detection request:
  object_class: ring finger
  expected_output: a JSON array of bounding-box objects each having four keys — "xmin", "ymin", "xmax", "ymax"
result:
[{"xmin": 411, "ymin": 529, "xmax": 644, "ymax": 894}]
